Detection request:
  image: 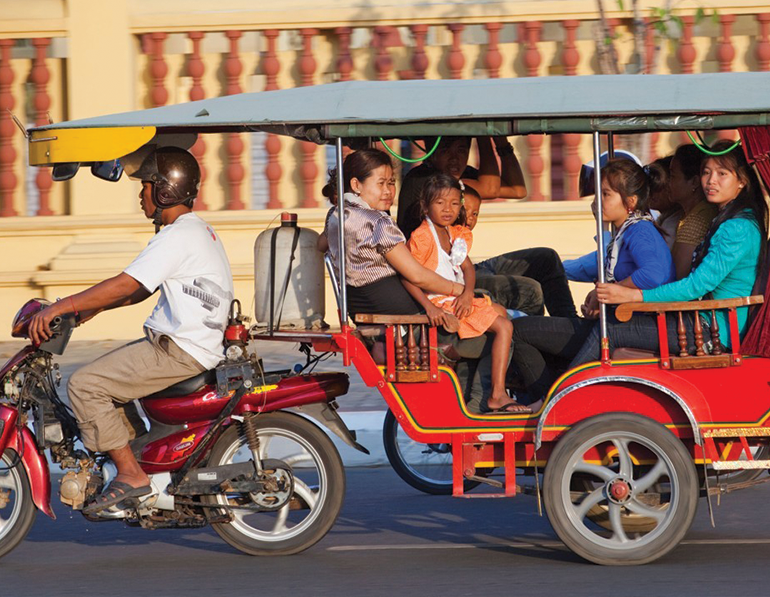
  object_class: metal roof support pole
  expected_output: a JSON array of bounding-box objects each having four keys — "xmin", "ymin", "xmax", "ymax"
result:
[
  {"xmin": 593, "ymin": 131, "xmax": 610, "ymax": 363},
  {"xmin": 335, "ymin": 137, "xmax": 353, "ymax": 364},
  {"xmin": 607, "ymin": 131, "xmax": 615, "ymax": 159},
  {"xmin": 335, "ymin": 137, "xmax": 348, "ymax": 326}
]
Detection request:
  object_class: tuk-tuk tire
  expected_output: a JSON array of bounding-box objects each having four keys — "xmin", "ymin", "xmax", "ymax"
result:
[
  {"xmin": 382, "ymin": 409, "xmax": 484, "ymax": 495},
  {"xmin": 543, "ymin": 412, "xmax": 699, "ymax": 566}
]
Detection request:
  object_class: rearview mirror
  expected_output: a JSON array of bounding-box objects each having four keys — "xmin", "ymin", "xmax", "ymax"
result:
[
  {"xmin": 52, "ymin": 162, "xmax": 80, "ymax": 181},
  {"xmin": 91, "ymin": 159, "xmax": 124, "ymax": 182}
]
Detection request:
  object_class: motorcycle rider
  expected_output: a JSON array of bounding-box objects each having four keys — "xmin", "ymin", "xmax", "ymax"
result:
[{"xmin": 29, "ymin": 146, "xmax": 234, "ymax": 513}]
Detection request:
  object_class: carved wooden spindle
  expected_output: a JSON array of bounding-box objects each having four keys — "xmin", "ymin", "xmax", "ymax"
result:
[
  {"xmin": 677, "ymin": 312, "xmax": 688, "ymax": 357},
  {"xmin": 447, "ymin": 24, "xmax": 465, "ymax": 79},
  {"xmin": 395, "ymin": 326, "xmax": 406, "ymax": 371},
  {"xmin": 410, "ymin": 24, "xmax": 429, "ymax": 80},
  {"xmin": 407, "ymin": 325, "xmax": 418, "ymax": 371},
  {"xmin": 419, "ymin": 324, "xmax": 429, "ymax": 371},
  {"xmin": 147, "ymin": 33, "xmax": 168, "ymax": 107},
  {"xmin": 693, "ymin": 311, "xmax": 705, "ymax": 356},
  {"xmin": 756, "ymin": 14, "xmax": 770, "ymax": 71},
  {"xmin": 263, "ymin": 30, "xmax": 283, "ymax": 209},
  {"xmin": 31, "ymin": 38, "xmax": 53, "ymax": 216},
  {"xmin": 561, "ymin": 20, "xmax": 581, "ymax": 201},
  {"xmin": 299, "ymin": 28, "xmax": 319, "ymax": 208},
  {"xmin": 484, "ymin": 23, "xmax": 503, "ymax": 79},
  {"xmin": 0, "ymin": 39, "xmax": 17, "ymax": 217},
  {"xmin": 187, "ymin": 31, "xmax": 207, "ymax": 209},
  {"xmin": 710, "ymin": 310, "xmax": 723, "ymax": 355},
  {"xmin": 374, "ymin": 27, "xmax": 394, "ymax": 81},
  {"xmin": 522, "ymin": 22, "xmax": 544, "ymax": 201},
  {"xmin": 335, "ymin": 27, "xmax": 353, "ymax": 81},
  {"xmin": 224, "ymin": 30, "xmax": 245, "ymax": 210}
]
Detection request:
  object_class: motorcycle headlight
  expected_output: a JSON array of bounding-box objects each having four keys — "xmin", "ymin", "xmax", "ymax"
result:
[{"xmin": 11, "ymin": 298, "xmax": 50, "ymax": 338}]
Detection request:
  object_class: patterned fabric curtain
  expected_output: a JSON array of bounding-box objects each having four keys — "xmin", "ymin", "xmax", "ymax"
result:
[{"xmin": 739, "ymin": 126, "xmax": 770, "ymax": 356}]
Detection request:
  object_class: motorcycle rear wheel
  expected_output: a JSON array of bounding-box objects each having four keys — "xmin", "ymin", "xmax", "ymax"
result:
[
  {"xmin": 203, "ymin": 412, "xmax": 345, "ymax": 556},
  {"xmin": 0, "ymin": 449, "xmax": 37, "ymax": 560}
]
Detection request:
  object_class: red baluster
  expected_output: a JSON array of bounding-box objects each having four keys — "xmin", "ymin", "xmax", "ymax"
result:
[
  {"xmin": 718, "ymin": 14, "xmax": 736, "ymax": 73},
  {"xmin": 484, "ymin": 22, "xmax": 502, "ymax": 78},
  {"xmin": 187, "ymin": 31, "xmax": 207, "ymax": 210},
  {"xmin": 756, "ymin": 14, "xmax": 770, "ymax": 71},
  {"xmin": 643, "ymin": 16, "xmax": 659, "ymax": 160},
  {"xmin": 263, "ymin": 30, "xmax": 282, "ymax": 209},
  {"xmin": 147, "ymin": 33, "xmax": 168, "ymax": 107},
  {"xmin": 410, "ymin": 24, "xmax": 429, "ymax": 80},
  {"xmin": 299, "ymin": 28, "xmax": 319, "ymax": 208},
  {"xmin": 677, "ymin": 16, "xmax": 696, "ymax": 73},
  {"xmin": 561, "ymin": 20, "xmax": 580, "ymax": 201},
  {"xmin": 717, "ymin": 15, "xmax": 736, "ymax": 140},
  {"xmin": 523, "ymin": 22, "xmax": 544, "ymax": 201},
  {"xmin": 644, "ymin": 16, "xmax": 655, "ymax": 74},
  {"xmin": 0, "ymin": 40, "xmax": 17, "ymax": 217},
  {"xmin": 447, "ymin": 24, "xmax": 465, "ymax": 79},
  {"xmin": 374, "ymin": 26, "xmax": 394, "ymax": 81},
  {"xmin": 224, "ymin": 30, "xmax": 244, "ymax": 210},
  {"xmin": 31, "ymin": 38, "xmax": 53, "ymax": 216},
  {"xmin": 335, "ymin": 27, "xmax": 353, "ymax": 81}
]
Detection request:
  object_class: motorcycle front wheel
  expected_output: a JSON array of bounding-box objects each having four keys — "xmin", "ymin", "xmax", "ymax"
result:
[
  {"xmin": 0, "ymin": 449, "xmax": 37, "ymax": 560},
  {"xmin": 203, "ymin": 411, "xmax": 345, "ymax": 556}
]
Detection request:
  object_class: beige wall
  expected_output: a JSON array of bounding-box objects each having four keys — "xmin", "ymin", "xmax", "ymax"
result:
[{"xmin": 0, "ymin": 198, "xmax": 598, "ymax": 341}]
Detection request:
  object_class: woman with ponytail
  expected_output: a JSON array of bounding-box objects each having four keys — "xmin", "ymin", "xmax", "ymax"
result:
[{"xmin": 511, "ymin": 159, "xmax": 675, "ymax": 409}]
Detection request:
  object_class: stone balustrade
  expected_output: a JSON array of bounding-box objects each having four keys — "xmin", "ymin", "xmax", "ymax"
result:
[{"xmin": 1, "ymin": 2, "xmax": 769, "ymax": 217}]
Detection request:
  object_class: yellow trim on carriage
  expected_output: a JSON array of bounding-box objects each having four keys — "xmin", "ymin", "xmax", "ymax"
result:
[{"xmin": 29, "ymin": 126, "xmax": 157, "ymax": 165}]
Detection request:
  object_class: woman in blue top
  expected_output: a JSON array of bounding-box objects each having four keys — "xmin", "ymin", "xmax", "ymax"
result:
[
  {"xmin": 577, "ymin": 140, "xmax": 768, "ymax": 363},
  {"xmin": 508, "ymin": 160, "xmax": 675, "ymax": 412}
]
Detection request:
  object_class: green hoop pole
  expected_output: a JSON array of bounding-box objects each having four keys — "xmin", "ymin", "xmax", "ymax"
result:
[
  {"xmin": 378, "ymin": 136, "xmax": 442, "ymax": 163},
  {"xmin": 685, "ymin": 131, "xmax": 741, "ymax": 156}
]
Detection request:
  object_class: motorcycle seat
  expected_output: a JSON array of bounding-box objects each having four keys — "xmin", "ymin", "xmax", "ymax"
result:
[{"xmin": 143, "ymin": 369, "xmax": 218, "ymax": 400}]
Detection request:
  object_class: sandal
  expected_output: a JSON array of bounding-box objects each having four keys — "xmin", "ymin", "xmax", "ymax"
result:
[
  {"xmin": 83, "ymin": 480, "xmax": 153, "ymax": 515},
  {"xmin": 481, "ymin": 400, "xmax": 533, "ymax": 415}
]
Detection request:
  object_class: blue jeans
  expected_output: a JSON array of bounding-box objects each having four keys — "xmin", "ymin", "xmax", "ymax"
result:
[{"xmin": 570, "ymin": 312, "xmax": 713, "ymax": 368}]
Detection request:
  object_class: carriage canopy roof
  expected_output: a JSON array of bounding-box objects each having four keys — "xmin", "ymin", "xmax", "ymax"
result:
[{"xmin": 28, "ymin": 72, "xmax": 770, "ymax": 165}]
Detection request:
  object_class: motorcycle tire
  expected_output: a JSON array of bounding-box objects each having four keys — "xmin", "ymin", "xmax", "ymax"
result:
[
  {"xmin": 203, "ymin": 411, "xmax": 345, "ymax": 556},
  {"xmin": 0, "ymin": 449, "xmax": 37, "ymax": 560}
]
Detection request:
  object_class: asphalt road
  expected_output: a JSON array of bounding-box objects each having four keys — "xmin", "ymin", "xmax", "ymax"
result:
[{"xmin": 3, "ymin": 468, "xmax": 770, "ymax": 597}]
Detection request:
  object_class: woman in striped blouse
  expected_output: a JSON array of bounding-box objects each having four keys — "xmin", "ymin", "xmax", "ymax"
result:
[{"xmin": 323, "ymin": 148, "xmax": 464, "ymax": 320}]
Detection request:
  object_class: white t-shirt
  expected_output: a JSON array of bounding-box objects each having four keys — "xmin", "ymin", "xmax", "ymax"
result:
[{"xmin": 124, "ymin": 213, "xmax": 234, "ymax": 369}]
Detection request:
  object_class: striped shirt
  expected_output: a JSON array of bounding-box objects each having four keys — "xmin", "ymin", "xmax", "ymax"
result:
[{"xmin": 324, "ymin": 193, "xmax": 405, "ymax": 287}]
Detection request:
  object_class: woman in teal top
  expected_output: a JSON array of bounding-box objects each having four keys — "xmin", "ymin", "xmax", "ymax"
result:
[{"xmin": 572, "ymin": 140, "xmax": 768, "ymax": 364}]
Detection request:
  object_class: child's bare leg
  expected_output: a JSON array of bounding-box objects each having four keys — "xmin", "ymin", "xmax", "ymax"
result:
[{"xmin": 484, "ymin": 316, "xmax": 528, "ymax": 413}]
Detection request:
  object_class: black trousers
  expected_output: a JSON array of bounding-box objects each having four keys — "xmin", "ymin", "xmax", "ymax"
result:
[
  {"xmin": 512, "ymin": 316, "xmax": 596, "ymax": 399},
  {"xmin": 474, "ymin": 247, "xmax": 577, "ymax": 317}
]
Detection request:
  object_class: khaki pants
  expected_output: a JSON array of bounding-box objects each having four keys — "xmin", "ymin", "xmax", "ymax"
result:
[{"xmin": 68, "ymin": 329, "xmax": 206, "ymax": 452}]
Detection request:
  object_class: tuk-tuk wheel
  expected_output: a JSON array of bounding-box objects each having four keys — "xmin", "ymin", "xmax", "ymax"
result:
[
  {"xmin": 543, "ymin": 413, "xmax": 698, "ymax": 566},
  {"xmin": 382, "ymin": 409, "xmax": 486, "ymax": 495}
]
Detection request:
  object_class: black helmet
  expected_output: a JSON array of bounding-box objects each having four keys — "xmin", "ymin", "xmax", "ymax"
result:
[{"xmin": 131, "ymin": 146, "xmax": 200, "ymax": 208}]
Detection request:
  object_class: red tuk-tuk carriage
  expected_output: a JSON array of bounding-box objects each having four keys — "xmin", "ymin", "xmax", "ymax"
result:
[{"xmin": 15, "ymin": 71, "xmax": 770, "ymax": 565}]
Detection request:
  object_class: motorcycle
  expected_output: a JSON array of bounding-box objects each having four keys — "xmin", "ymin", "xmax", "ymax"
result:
[{"xmin": 0, "ymin": 298, "xmax": 362, "ymax": 559}]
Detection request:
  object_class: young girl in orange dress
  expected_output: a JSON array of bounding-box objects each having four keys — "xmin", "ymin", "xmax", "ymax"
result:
[{"xmin": 403, "ymin": 173, "xmax": 530, "ymax": 414}]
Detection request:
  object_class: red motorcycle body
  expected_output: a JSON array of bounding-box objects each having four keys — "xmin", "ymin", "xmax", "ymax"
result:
[{"xmin": 137, "ymin": 371, "xmax": 347, "ymax": 473}]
